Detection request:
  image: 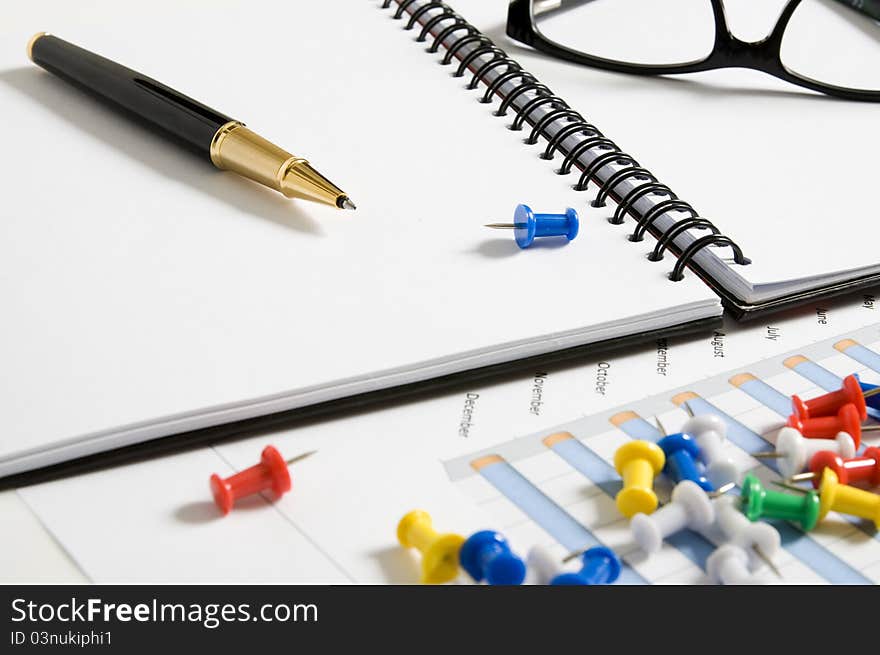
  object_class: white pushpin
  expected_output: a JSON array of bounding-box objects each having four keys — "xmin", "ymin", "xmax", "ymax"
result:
[
  {"xmin": 713, "ymin": 496, "xmax": 781, "ymax": 574},
  {"xmin": 681, "ymin": 412, "xmax": 738, "ymax": 489},
  {"xmin": 630, "ymin": 480, "xmax": 715, "ymax": 554},
  {"xmin": 526, "ymin": 545, "xmax": 564, "ymax": 585},
  {"xmin": 754, "ymin": 427, "xmax": 856, "ymax": 479},
  {"xmin": 706, "ymin": 543, "xmax": 768, "ymax": 585}
]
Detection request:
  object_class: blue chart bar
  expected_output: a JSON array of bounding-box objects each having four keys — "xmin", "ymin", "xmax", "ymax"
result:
[
  {"xmin": 471, "ymin": 455, "xmax": 647, "ymax": 585},
  {"xmin": 676, "ymin": 395, "xmax": 871, "ymax": 585},
  {"xmin": 836, "ymin": 339, "xmax": 880, "ymax": 374},
  {"xmin": 614, "ymin": 415, "xmax": 660, "ymax": 441},
  {"xmin": 547, "ymin": 431, "xmax": 716, "ymax": 572},
  {"xmin": 547, "ymin": 435, "xmax": 621, "ymax": 498},
  {"xmin": 786, "ymin": 357, "xmax": 841, "ymax": 392},
  {"xmin": 732, "ymin": 374, "xmax": 792, "ymax": 417}
]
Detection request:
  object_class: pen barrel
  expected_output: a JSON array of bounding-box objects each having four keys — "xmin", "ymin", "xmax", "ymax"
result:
[{"xmin": 29, "ymin": 33, "xmax": 232, "ymax": 157}]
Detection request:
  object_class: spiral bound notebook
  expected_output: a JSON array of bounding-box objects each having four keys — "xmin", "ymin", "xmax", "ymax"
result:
[
  {"xmin": 489, "ymin": 0, "xmax": 880, "ymax": 318},
  {"xmin": 0, "ymin": 0, "xmax": 872, "ymax": 482}
]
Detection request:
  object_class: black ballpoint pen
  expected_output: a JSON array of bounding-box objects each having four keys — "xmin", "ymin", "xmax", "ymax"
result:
[{"xmin": 27, "ymin": 32, "xmax": 356, "ymax": 211}]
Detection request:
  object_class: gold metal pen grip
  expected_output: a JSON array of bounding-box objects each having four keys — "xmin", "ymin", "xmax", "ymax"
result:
[{"xmin": 209, "ymin": 121, "xmax": 347, "ymax": 208}]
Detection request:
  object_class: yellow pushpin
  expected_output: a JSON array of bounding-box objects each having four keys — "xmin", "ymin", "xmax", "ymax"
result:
[
  {"xmin": 817, "ymin": 469, "xmax": 880, "ymax": 529},
  {"xmin": 613, "ymin": 441, "xmax": 666, "ymax": 518},
  {"xmin": 397, "ymin": 510, "xmax": 465, "ymax": 584}
]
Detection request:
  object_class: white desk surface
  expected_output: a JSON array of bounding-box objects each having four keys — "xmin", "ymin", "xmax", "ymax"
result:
[{"xmin": 1, "ymin": 490, "xmax": 87, "ymax": 582}]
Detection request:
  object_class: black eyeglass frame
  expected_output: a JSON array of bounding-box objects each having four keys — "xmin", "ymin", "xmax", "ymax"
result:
[{"xmin": 506, "ymin": 0, "xmax": 880, "ymax": 102}]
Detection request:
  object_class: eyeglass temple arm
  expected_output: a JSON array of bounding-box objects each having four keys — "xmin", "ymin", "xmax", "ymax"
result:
[
  {"xmin": 831, "ymin": 0, "xmax": 880, "ymax": 21},
  {"xmin": 531, "ymin": 0, "xmax": 880, "ymax": 22}
]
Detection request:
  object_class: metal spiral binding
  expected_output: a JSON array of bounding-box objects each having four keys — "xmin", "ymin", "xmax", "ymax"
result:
[
  {"xmin": 649, "ymin": 217, "xmax": 718, "ymax": 260},
  {"xmin": 611, "ymin": 183, "xmax": 676, "ymax": 221},
  {"xmin": 631, "ymin": 200, "xmax": 698, "ymax": 243},
  {"xmin": 669, "ymin": 236, "xmax": 751, "ymax": 282},
  {"xmin": 471, "ymin": 58, "xmax": 520, "ymax": 91},
  {"xmin": 559, "ymin": 136, "xmax": 617, "ymax": 175},
  {"xmin": 481, "ymin": 70, "xmax": 536, "ymax": 104},
  {"xmin": 429, "ymin": 23, "xmax": 476, "ymax": 53},
  {"xmin": 443, "ymin": 34, "xmax": 492, "ymax": 64},
  {"xmin": 380, "ymin": 0, "xmax": 749, "ymax": 281},
  {"xmin": 405, "ymin": 1, "xmax": 447, "ymax": 29},
  {"xmin": 593, "ymin": 167, "xmax": 656, "ymax": 208},
  {"xmin": 541, "ymin": 121, "xmax": 599, "ymax": 161},
  {"xmin": 526, "ymin": 108, "xmax": 582, "ymax": 144},
  {"xmin": 511, "ymin": 95, "xmax": 567, "ymax": 131},
  {"xmin": 496, "ymin": 82, "xmax": 551, "ymax": 117},
  {"xmin": 417, "ymin": 10, "xmax": 459, "ymax": 42},
  {"xmin": 393, "ymin": 0, "xmax": 422, "ymax": 19},
  {"xmin": 456, "ymin": 45, "xmax": 506, "ymax": 78},
  {"xmin": 576, "ymin": 152, "xmax": 636, "ymax": 191}
]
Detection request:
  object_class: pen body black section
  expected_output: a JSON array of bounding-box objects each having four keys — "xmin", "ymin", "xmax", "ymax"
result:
[{"xmin": 30, "ymin": 34, "xmax": 232, "ymax": 158}]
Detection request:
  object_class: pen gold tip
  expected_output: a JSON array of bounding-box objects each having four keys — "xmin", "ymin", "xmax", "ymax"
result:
[{"xmin": 339, "ymin": 197, "xmax": 356, "ymax": 211}]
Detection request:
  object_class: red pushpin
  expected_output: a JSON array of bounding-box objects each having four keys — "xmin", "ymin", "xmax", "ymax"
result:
[
  {"xmin": 792, "ymin": 375, "xmax": 867, "ymax": 421},
  {"xmin": 789, "ymin": 447, "xmax": 880, "ymax": 489},
  {"xmin": 787, "ymin": 403, "xmax": 862, "ymax": 448},
  {"xmin": 209, "ymin": 446, "xmax": 315, "ymax": 515}
]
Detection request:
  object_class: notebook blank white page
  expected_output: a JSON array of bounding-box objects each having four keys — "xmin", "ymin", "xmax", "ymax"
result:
[
  {"xmin": 0, "ymin": 0, "xmax": 716, "ymax": 476},
  {"xmin": 491, "ymin": 0, "xmax": 880, "ymax": 303}
]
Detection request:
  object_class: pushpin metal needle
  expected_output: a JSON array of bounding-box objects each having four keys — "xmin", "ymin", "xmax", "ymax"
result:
[
  {"xmin": 753, "ymin": 452, "xmax": 786, "ymax": 459},
  {"xmin": 789, "ymin": 471, "xmax": 818, "ymax": 483},
  {"xmin": 286, "ymin": 450, "xmax": 317, "ymax": 466},
  {"xmin": 682, "ymin": 401, "xmax": 695, "ymax": 418},
  {"xmin": 657, "ymin": 483, "xmax": 732, "ymax": 506},
  {"xmin": 771, "ymin": 480, "xmax": 810, "ymax": 494},
  {"xmin": 752, "ymin": 545, "xmax": 783, "ymax": 579},
  {"xmin": 708, "ymin": 482, "xmax": 736, "ymax": 497},
  {"xmin": 562, "ymin": 548, "xmax": 589, "ymax": 564},
  {"xmin": 863, "ymin": 387, "xmax": 880, "ymax": 399},
  {"xmin": 484, "ymin": 223, "xmax": 521, "ymax": 229},
  {"xmin": 654, "ymin": 415, "xmax": 668, "ymax": 436}
]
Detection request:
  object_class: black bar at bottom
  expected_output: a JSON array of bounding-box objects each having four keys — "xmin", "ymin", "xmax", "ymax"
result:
[{"xmin": 0, "ymin": 584, "xmax": 856, "ymax": 651}]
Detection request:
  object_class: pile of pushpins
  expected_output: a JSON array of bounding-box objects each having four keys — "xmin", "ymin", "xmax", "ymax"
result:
[{"xmin": 396, "ymin": 373, "xmax": 880, "ymax": 584}]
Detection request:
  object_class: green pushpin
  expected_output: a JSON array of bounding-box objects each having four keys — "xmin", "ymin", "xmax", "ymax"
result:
[{"xmin": 739, "ymin": 473, "xmax": 821, "ymax": 531}]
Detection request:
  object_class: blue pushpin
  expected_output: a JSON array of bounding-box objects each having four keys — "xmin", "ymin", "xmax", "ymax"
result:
[
  {"xmin": 853, "ymin": 374, "xmax": 880, "ymax": 412},
  {"xmin": 485, "ymin": 204, "xmax": 579, "ymax": 249},
  {"xmin": 551, "ymin": 546, "xmax": 620, "ymax": 585},
  {"xmin": 459, "ymin": 530, "xmax": 526, "ymax": 585},
  {"xmin": 657, "ymin": 433, "xmax": 714, "ymax": 492}
]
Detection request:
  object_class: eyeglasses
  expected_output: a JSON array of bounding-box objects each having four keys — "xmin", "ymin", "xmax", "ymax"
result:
[{"xmin": 506, "ymin": 0, "xmax": 880, "ymax": 101}]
